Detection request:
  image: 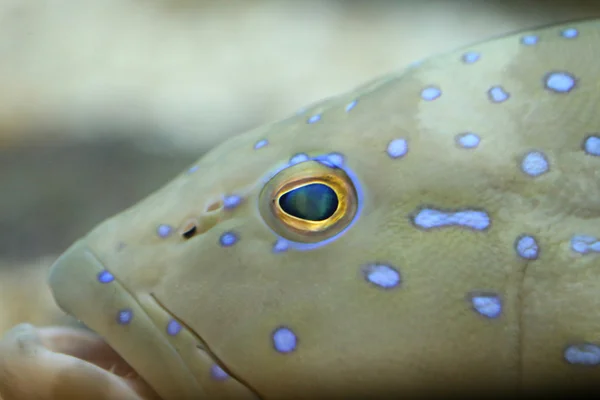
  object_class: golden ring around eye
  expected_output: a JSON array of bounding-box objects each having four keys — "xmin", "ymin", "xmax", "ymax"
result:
[{"xmin": 258, "ymin": 160, "xmax": 359, "ymax": 244}]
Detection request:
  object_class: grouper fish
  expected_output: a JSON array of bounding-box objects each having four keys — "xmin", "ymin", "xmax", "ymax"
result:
[{"xmin": 2, "ymin": 18, "xmax": 600, "ymax": 400}]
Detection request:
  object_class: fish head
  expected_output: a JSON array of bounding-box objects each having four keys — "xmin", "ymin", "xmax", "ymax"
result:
[
  {"xmin": 48, "ymin": 18, "xmax": 600, "ymax": 400},
  {"xmin": 46, "ymin": 83, "xmax": 495, "ymax": 398},
  {"xmin": 47, "ymin": 88, "xmax": 407, "ymax": 399}
]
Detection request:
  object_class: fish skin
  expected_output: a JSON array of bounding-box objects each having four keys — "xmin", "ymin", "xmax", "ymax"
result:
[{"xmin": 43, "ymin": 18, "xmax": 600, "ymax": 399}]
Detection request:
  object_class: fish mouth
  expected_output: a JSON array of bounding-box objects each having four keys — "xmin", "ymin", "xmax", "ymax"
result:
[
  {"xmin": 47, "ymin": 240, "xmax": 228, "ymax": 400},
  {"xmin": 1, "ymin": 323, "xmax": 161, "ymax": 399}
]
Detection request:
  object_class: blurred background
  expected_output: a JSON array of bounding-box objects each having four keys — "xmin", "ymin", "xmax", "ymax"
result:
[{"xmin": 1, "ymin": 0, "xmax": 600, "ymax": 333}]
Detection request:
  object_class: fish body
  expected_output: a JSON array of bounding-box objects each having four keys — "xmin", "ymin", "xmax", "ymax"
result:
[{"xmin": 46, "ymin": 18, "xmax": 600, "ymax": 399}]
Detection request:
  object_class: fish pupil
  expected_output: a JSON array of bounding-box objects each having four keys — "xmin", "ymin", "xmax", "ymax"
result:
[{"xmin": 278, "ymin": 183, "xmax": 338, "ymax": 221}]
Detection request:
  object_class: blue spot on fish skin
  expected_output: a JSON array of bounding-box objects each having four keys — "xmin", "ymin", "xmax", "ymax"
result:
[
  {"xmin": 412, "ymin": 208, "xmax": 490, "ymax": 231},
  {"xmin": 117, "ymin": 309, "xmax": 133, "ymax": 325},
  {"xmin": 386, "ymin": 138, "xmax": 408, "ymax": 159},
  {"xmin": 345, "ymin": 100, "xmax": 357, "ymax": 112},
  {"xmin": 254, "ymin": 139, "xmax": 268, "ymax": 150},
  {"xmin": 461, "ymin": 51, "xmax": 480, "ymax": 64},
  {"xmin": 409, "ymin": 59, "xmax": 423, "ymax": 68},
  {"xmin": 455, "ymin": 133, "xmax": 481, "ymax": 149},
  {"xmin": 544, "ymin": 71, "xmax": 576, "ymax": 93},
  {"xmin": 307, "ymin": 114, "xmax": 321, "ymax": 124},
  {"xmin": 223, "ymin": 194, "xmax": 242, "ymax": 210},
  {"xmin": 289, "ymin": 153, "xmax": 310, "ymax": 165},
  {"xmin": 469, "ymin": 293, "xmax": 502, "ymax": 319},
  {"xmin": 515, "ymin": 235, "xmax": 539, "ymax": 260},
  {"xmin": 97, "ymin": 270, "xmax": 115, "ymax": 284},
  {"xmin": 561, "ymin": 28, "xmax": 579, "ymax": 39},
  {"xmin": 521, "ymin": 151, "xmax": 549, "ymax": 177},
  {"xmin": 157, "ymin": 224, "xmax": 173, "ymax": 238},
  {"xmin": 361, "ymin": 263, "xmax": 401, "ymax": 289},
  {"xmin": 166, "ymin": 319, "xmax": 182, "ymax": 336},
  {"xmin": 219, "ymin": 231, "xmax": 238, "ymax": 247},
  {"xmin": 210, "ymin": 364, "xmax": 230, "ymax": 380},
  {"xmin": 186, "ymin": 165, "xmax": 199, "ymax": 174},
  {"xmin": 487, "ymin": 86, "xmax": 510, "ymax": 103},
  {"xmin": 272, "ymin": 326, "xmax": 297, "ymax": 353},
  {"xmin": 272, "ymin": 239, "xmax": 289, "ymax": 253},
  {"xmin": 583, "ymin": 136, "xmax": 600, "ymax": 156},
  {"xmin": 571, "ymin": 235, "xmax": 600, "ymax": 254},
  {"xmin": 316, "ymin": 152, "xmax": 345, "ymax": 168},
  {"xmin": 521, "ymin": 34, "xmax": 539, "ymax": 45},
  {"xmin": 564, "ymin": 344, "xmax": 600, "ymax": 365},
  {"xmin": 421, "ymin": 86, "xmax": 441, "ymax": 101},
  {"xmin": 325, "ymin": 152, "xmax": 344, "ymax": 168}
]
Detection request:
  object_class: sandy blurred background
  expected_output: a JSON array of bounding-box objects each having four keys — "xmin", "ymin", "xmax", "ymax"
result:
[{"xmin": 2, "ymin": 0, "xmax": 600, "ymax": 333}]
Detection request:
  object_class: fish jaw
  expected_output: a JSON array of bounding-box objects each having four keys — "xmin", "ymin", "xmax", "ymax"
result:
[{"xmin": 47, "ymin": 240, "xmax": 206, "ymax": 400}]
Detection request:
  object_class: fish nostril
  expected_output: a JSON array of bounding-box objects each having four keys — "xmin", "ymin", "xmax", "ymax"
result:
[
  {"xmin": 179, "ymin": 214, "xmax": 221, "ymax": 239},
  {"xmin": 180, "ymin": 219, "xmax": 199, "ymax": 239},
  {"xmin": 206, "ymin": 199, "xmax": 223, "ymax": 212},
  {"xmin": 182, "ymin": 225, "xmax": 197, "ymax": 239},
  {"xmin": 180, "ymin": 197, "xmax": 232, "ymax": 240}
]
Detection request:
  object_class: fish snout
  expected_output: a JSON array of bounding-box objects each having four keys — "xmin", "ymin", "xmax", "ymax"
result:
[
  {"xmin": 47, "ymin": 240, "xmax": 206, "ymax": 400},
  {"xmin": 47, "ymin": 240, "xmax": 259, "ymax": 400}
]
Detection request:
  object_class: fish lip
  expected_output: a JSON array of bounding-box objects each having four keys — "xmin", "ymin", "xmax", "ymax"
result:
[
  {"xmin": 147, "ymin": 292, "xmax": 206, "ymax": 351},
  {"xmin": 48, "ymin": 240, "xmax": 207, "ymax": 400}
]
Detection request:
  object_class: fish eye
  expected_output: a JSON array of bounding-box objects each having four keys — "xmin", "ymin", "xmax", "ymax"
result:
[{"xmin": 258, "ymin": 159, "xmax": 359, "ymax": 244}]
